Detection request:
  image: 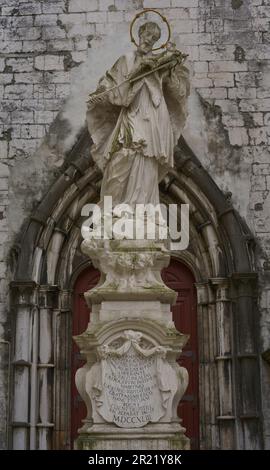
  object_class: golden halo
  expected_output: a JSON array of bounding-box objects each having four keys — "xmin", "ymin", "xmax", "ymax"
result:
[{"xmin": 130, "ymin": 9, "xmax": 171, "ymax": 52}]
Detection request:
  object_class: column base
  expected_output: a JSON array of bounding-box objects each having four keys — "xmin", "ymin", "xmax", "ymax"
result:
[{"xmin": 75, "ymin": 424, "xmax": 190, "ymax": 450}]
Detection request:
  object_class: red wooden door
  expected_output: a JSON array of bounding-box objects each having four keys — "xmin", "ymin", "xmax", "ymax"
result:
[
  {"xmin": 161, "ymin": 259, "xmax": 199, "ymax": 449},
  {"xmin": 71, "ymin": 259, "xmax": 199, "ymax": 448},
  {"xmin": 71, "ymin": 266, "xmax": 100, "ymax": 446}
]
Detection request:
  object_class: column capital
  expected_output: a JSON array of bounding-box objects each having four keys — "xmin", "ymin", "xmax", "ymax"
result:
[
  {"xmin": 210, "ymin": 277, "xmax": 230, "ymax": 302},
  {"xmin": 39, "ymin": 284, "xmax": 60, "ymax": 309},
  {"xmin": 195, "ymin": 281, "xmax": 215, "ymax": 305},
  {"xmin": 10, "ymin": 281, "xmax": 38, "ymax": 306},
  {"xmin": 229, "ymin": 272, "xmax": 258, "ymax": 297}
]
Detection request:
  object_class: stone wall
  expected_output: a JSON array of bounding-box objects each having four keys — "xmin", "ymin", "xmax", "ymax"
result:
[{"xmin": 0, "ymin": 0, "xmax": 269, "ymax": 449}]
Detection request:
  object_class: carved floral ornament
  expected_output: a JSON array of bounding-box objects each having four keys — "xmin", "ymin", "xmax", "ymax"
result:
[{"xmin": 81, "ymin": 239, "xmax": 158, "ymax": 270}]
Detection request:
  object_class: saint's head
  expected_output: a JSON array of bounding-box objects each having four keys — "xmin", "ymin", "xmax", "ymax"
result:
[{"xmin": 138, "ymin": 21, "xmax": 161, "ymax": 54}]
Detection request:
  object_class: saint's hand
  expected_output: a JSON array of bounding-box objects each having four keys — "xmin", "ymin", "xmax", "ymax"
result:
[{"xmin": 87, "ymin": 85, "xmax": 109, "ymax": 105}]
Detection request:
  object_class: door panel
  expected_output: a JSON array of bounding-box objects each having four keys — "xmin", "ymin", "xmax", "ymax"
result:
[
  {"xmin": 161, "ymin": 259, "xmax": 199, "ymax": 449},
  {"xmin": 71, "ymin": 267, "xmax": 100, "ymax": 446},
  {"xmin": 71, "ymin": 259, "xmax": 199, "ymax": 448}
]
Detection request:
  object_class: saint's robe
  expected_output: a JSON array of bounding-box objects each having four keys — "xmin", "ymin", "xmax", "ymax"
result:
[{"xmin": 86, "ymin": 50, "xmax": 190, "ymax": 207}]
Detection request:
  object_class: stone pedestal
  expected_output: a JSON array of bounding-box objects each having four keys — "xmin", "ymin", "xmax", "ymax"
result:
[{"xmin": 74, "ymin": 239, "xmax": 190, "ymax": 450}]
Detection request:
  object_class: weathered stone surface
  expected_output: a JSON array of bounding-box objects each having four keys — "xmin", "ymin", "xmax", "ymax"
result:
[
  {"xmin": 81, "ymin": 330, "xmax": 188, "ymax": 429},
  {"xmin": 75, "ymin": 316, "xmax": 189, "ymax": 449},
  {"xmin": 0, "ymin": 0, "xmax": 269, "ymax": 450},
  {"xmin": 81, "ymin": 239, "xmax": 176, "ymax": 305},
  {"xmin": 75, "ymin": 235, "xmax": 189, "ymax": 449}
]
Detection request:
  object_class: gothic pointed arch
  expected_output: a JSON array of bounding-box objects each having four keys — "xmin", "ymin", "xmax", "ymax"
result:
[{"xmin": 10, "ymin": 128, "xmax": 262, "ymax": 450}]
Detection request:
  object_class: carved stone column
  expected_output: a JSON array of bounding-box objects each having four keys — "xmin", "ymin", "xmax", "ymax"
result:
[
  {"xmin": 195, "ymin": 281, "xmax": 219, "ymax": 449},
  {"xmin": 211, "ymin": 278, "xmax": 235, "ymax": 449},
  {"xmin": 74, "ymin": 239, "xmax": 190, "ymax": 450},
  {"xmin": 52, "ymin": 289, "xmax": 72, "ymax": 450},
  {"xmin": 11, "ymin": 281, "xmax": 37, "ymax": 450},
  {"xmin": 37, "ymin": 285, "xmax": 59, "ymax": 449},
  {"xmin": 230, "ymin": 273, "xmax": 262, "ymax": 449},
  {"xmin": 11, "ymin": 282, "xmax": 59, "ymax": 450}
]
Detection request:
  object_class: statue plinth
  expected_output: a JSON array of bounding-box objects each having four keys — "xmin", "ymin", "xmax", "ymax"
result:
[{"xmin": 74, "ymin": 239, "xmax": 190, "ymax": 450}]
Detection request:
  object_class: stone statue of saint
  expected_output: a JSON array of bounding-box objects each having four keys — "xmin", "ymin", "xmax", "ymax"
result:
[{"xmin": 86, "ymin": 20, "xmax": 190, "ymax": 208}]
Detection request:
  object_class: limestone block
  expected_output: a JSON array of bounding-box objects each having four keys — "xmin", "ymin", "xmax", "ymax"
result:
[
  {"xmin": 69, "ymin": 0, "xmax": 99, "ymax": 13},
  {"xmin": 99, "ymin": 0, "xmax": 114, "ymax": 10},
  {"xmin": 34, "ymin": 15, "xmax": 58, "ymax": 27},
  {"xmin": 35, "ymin": 55, "xmax": 65, "ymax": 71},
  {"xmin": 171, "ymin": 0, "xmax": 198, "ymax": 7},
  {"xmin": 41, "ymin": 2, "xmax": 66, "ymax": 14},
  {"xmin": 228, "ymin": 127, "xmax": 249, "ymax": 146}
]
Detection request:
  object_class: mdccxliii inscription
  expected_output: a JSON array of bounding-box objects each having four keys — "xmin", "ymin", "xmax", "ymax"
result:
[
  {"xmin": 104, "ymin": 348, "xmax": 156, "ymax": 427},
  {"xmin": 95, "ymin": 346, "xmax": 167, "ymax": 428}
]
